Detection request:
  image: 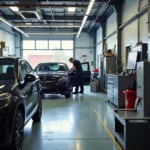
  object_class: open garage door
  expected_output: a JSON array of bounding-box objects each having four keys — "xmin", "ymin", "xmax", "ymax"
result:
[{"xmin": 23, "ymin": 40, "xmax": 73, "ymax": 69}]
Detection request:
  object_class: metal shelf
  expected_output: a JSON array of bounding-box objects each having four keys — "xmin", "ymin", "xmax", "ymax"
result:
[{"xmin": 114, "ymin": 132, "xmax": 125, "ymax": 149}]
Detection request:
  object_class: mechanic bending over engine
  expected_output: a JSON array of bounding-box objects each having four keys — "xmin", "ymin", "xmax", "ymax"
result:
[{"xmin": 69, "ymin": 58, "xmax": 84, "ymax": 94}]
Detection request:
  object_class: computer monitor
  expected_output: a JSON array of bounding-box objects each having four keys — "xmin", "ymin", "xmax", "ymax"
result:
[{"xmin": 126, "ymin": 52, "xmax": 138, "ymax": 70}]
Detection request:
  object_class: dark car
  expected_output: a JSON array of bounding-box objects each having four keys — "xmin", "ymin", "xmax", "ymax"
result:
[
  {"xmin": 34, "ymin": 62, "xmax": 91, "ymax": 97},
  {"xmin": 34, "ymin": 62, "xmax": 71, "ymax": 98},
  {"xmin": 0, "ymin": 57, "xmax": 42, "ymax": 150}
]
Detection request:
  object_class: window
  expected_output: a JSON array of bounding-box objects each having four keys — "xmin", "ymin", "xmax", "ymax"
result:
[
  {"xmin": 23, "ymin": 50, "xmax": 73, "ymax": 68},
  {"xmin": 19, "ymin": 60, "xmax": 28, "ymax": 81},
  {"xmin": 49, "ymin": 40, "xmax": 61, "ymax": 49},
  {"xmin": 82, "ymin": 63, "xmax": 89, "ymax": 71},
  {"xmin": 23, "ymin": 40, "xmax": 35, "ymax": 49},
  {"xmin": 0, "ymin": 59, "xmax": 15, "ymax": 79},
  {"xmin": 25, "ymin": 61, "xmax": 33, "ymax": 73},
  {"xmin": 62, "ymin": 40, "xmax": 73, "ymax": 49},
  {"xmin": 36, "ymin": 40, "xmax": 48, "ymax": 49}
]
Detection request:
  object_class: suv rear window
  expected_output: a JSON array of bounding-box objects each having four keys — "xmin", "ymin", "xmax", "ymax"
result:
[{"xmin": 0, "ymin": 59, "xmax": 15, "ymax": 79}]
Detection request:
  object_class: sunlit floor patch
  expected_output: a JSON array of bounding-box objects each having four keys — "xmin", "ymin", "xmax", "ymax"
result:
[{"xmin": 43, "ymin": 94, "xmax": 65, "ymax": 100}]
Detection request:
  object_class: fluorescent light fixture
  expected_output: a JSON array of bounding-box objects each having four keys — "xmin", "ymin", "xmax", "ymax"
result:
[
  {"xmin": 10, "ymin": 7, "xmax": 19, "ymax": 12},
  {"xmin": 77, "ymin": 0, "xmax": 95, "ymax": 38},
  {"xmin": 0, "ymin": 16, "xmax": 12, "ymax": 27},
  {"xmin": 67, "ymin": 23, "xmax": 73, "ymax": 25},
  {"xmin": 25, "ymin": 23, "xmax": 32, "ymax": 25},
  {"xmin": 27, "ymin": 32, "xmax": 78, "ymax": 35},
  {"xmin": 0, "ymin": 16, "xmax": 29, "ymax": 37},
  {"xmin": 68, "ymin": 7, "xmax": 76, "ymax": 12},
  {"xmin": 86, "ymin": 1, "xmax": 95, "ymax": 15}
]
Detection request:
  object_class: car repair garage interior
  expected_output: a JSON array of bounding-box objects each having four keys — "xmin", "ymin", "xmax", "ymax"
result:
[{"xmin": 0, "ymin": 0, "xmax": 150, "ymax": 150}]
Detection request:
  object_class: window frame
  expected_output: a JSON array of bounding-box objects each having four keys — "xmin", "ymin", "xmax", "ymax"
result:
[
  {"xmin": 49, "ymin": 40, "xmax": 61, "ymax": 50},
  {"xmin": 62, "ymin": 40, "xmax": 74, "ymax": 50},
  {"xmin": 36, "ymin": 40, "xmax": 49, "ymax": 50},
  {"xmin": 23, "ymin": 40, "xmax": 36, "ymax": 50}
]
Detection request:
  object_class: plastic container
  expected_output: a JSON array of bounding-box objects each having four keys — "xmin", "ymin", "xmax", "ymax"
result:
[
  {"xmin": 93, "ymin": 68, "xmax": 98, "ymax": 72},
  {"xmin": 123, "ymin": 90, "xmax": 136, "ymax": 109}
]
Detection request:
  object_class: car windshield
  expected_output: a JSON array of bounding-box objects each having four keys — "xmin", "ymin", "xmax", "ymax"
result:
[
  {"xmin": 0, "ymin": 59, "xmax": 15, "ymax": 79},
  {"xmin": 35, "ymin": 63, "xmax": 67, "ymax": 72}
]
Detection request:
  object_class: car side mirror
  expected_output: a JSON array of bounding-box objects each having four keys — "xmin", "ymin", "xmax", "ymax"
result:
[{"xmin": 25, "ymin": 74, "xmax": 36, "ymax": 82}]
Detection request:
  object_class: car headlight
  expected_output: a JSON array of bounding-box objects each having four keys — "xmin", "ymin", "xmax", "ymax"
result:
[
  {"xmin": 57, "ymin": 76, "xmax": 68, "ymax": 84},
  {"xmin": 0, "ymin": 92, "xmax": 11, "ymax": 108}
]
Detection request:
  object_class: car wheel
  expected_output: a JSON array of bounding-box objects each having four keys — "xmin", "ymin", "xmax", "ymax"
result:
[
  {"xmin": 11, "ymin": 110, "xmax": 24, "ymax": 150},
  {"xmin": 32, "ymin": 96, "xmax": 42, "ymax": 122},
  {"xmin": 65, "ymin": 92, "xmax": 71, "ymax": 98}
]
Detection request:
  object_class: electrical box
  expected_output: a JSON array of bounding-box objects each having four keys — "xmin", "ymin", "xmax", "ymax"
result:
[{"xmin": 137, "ymin": 62, "xmax": 150, "ymax": 117}]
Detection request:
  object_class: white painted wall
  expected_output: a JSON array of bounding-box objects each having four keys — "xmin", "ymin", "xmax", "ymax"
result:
[
  {"xmin": 106, "ymin": 34, "xmax": 117, "ymax": 50},
  {"xmin": 96, "ymin": 0, "xmax": 148, "ymax": 68},
  {"xmin": 106, "ymin": 12, "xmax": 117, "ymax": 36},
  {"xmin": 122, "ymin": 0, "xmax": 139, "ymax": 23},
  {"xmin": 140, "ymin": 12, "xmax": 148, "ymax": 42},
  {"xmin": 0, "ymin": 22, "xmax": 15, "ymax": 55},
  {"xmin": 121, "ymin": 20, "xmax": 138, "ymax": 66},
  {"xmin": 75, "ymin": 32, "xmax": 94, "ymax": 70},
  {"xmin": 96, "ymin": 27, "xmax": 102, "ymax": 44}
]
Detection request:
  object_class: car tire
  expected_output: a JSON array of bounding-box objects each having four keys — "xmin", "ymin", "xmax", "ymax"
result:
[
  {"xmin": 10, "ymin": 110, "xmax": 24, "ymax": 150},
  {"xmin": 32, "ymin": 96, "xmax": 42, "ymax": 122},
  {"xmin": 65, "ymin": 92, "xmax": 71, "ymax": 98}
]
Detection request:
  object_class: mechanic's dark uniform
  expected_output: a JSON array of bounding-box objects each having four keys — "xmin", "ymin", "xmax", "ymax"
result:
[{"xmin": 73, "ymin": 60, "xmax": 84, "ymax": 93}]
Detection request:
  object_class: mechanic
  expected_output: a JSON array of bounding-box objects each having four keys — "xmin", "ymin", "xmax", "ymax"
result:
[{"xmin": 69, "ymin": 58, "xmax": 84, "ymax": 94}]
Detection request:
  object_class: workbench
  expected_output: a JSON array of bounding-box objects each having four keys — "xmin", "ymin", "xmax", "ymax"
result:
[{"xmin": 114, "ymin": 110, "xmax": 150, "ymax": 150}]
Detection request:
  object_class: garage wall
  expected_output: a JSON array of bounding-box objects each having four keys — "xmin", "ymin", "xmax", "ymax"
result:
[
  {"xmin": 96, "ymin": 0, "xmax": 148, "ymax": 69},
  {"xmin": 0, "ymin": 22, "xmax": 15, "ymax": 56},
  {"xmin": 75, "ymin": 32, "xmax": 94, "ymax": 71},
  {"xmin": 121, "ymin": 0, "xmax": 148, "ymax": 66},
  {"xmin": 106, "ymin": 12, "xmax": 117, "ymax": 36}
]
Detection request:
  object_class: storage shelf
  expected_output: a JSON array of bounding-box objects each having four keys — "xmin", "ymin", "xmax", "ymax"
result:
[{"xmin": 115, "ymin": 132, "xmax": 125, "ymax": 149}]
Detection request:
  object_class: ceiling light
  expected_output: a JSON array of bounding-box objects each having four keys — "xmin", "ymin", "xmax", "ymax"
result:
[
  {"xmin": 68, "ymin": 7, "xmax": 76, "ymax": 12},
  {"xmin": 25, "ymin": 23, "xmax": 32, "ymax": 25},
  {"xmin": 67, "ymin": 23, "xmax": 73, "ymax": 25},
  {"xmin": 86, "ymin": 1, "xmax": 95, "ymax": 15},
  {"xmin": 0, "ymin": 16, "xmax": 12, "ymax": 27},
  {"xmin": 10, "ymin": 7, "xmax": 19, "ymax": 12},
  {"xmin": 77, "ymin": 0, "xmax": 95, "ymax": 38},
  {"xmin": 0, "ymin": 16, "xmax": 29, "ymax": 37}
]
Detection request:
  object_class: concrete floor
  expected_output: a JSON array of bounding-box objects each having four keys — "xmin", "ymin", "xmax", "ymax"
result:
[{"xmin": 23, "ymin": 87, "xmax": 120, "ymax": 150}]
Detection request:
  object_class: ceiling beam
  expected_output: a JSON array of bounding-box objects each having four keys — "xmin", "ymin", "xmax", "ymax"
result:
[
  {"xmin": 14, "ymin": 23, "xmax": 81, "ymax": 28},
  {"xmin": 0, "ymin": 0, "xmax": 105, "ymax": 2},
  {"xmin": 0, "ymin": 4, "xmax": 87, "ymax": 8},
  {"xmin": 5, "ymin": 15, "xmax": 96, "ymax": 21}
]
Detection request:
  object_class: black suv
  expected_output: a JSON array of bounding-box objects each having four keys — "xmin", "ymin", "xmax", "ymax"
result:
[{"xmin": 0, "ymin": 57, "xmax": 42, "ymax": 150}]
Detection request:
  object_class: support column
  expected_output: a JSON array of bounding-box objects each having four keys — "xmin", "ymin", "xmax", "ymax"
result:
[
  {"xmin": 111, "ymin": 0, "xmax": 124, "ymax": 73},
  {"xmin": 148, "ymin": 0, "xmax": 150, "ymax": 61}
]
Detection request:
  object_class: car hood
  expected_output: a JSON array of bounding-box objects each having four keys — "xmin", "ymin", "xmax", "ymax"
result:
[
  {"xmin": 36, "ymin": 71, "xmax": 68, "ymax": 78},
  {"xmin": 0, "ymin": 80, "xmax": 15, "ymax": 93}
]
